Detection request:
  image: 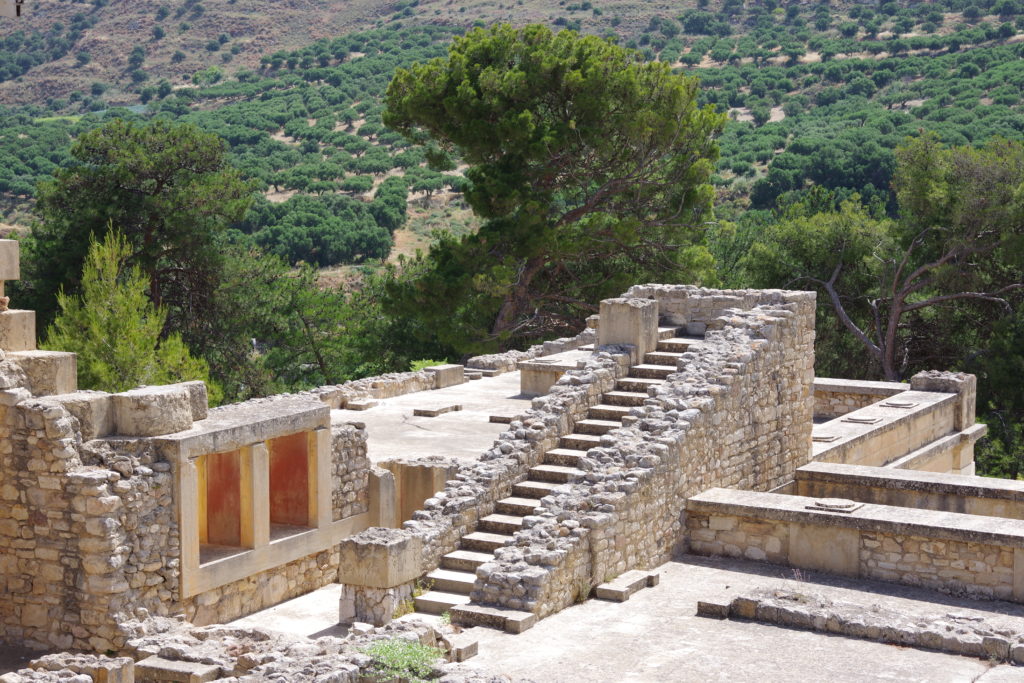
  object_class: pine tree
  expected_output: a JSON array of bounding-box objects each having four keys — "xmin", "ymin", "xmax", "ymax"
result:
[{"xmin": 42, "ymin": 230, "xmax": 220, "ymax": 400}]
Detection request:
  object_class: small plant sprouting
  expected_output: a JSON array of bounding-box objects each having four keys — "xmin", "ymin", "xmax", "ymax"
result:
[{"xmin": 361, "ymin": 639, "xmax": 444, "ymax": 683}]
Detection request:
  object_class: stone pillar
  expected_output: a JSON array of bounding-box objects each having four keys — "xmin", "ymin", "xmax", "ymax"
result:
[
  {"xmin": 368, "ymin": 468, "xmax": 398, "ymax": 528},
  {"xmin": 910, "ymin": 370, "xmax": 978, "ymax": 431},
  {"xmin": 0, "ymin": 239, "xmax": 35, "ymax": 352},
  {"xmin": 597, "ymin": 298, "xmax": 659, "ymax": 364},
  {"xmin": 338, "ymin": 528, "xmax": 423, "ymax": 626}
]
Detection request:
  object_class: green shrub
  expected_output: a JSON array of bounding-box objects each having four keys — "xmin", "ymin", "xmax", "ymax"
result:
[{"xmin": 361, "ymin": 640, "xmax": 443, "ymax": 683}]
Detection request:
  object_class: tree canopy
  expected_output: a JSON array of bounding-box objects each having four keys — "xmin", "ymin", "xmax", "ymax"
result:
[
  {"xmin": 42, "ymin": 230, "xmax": 219, "ymax": 400},
  {"xmin": 741, "ymin": 135, "xmax": 1024, "ymax": 380},
  {"xmin": 382, "ymin": 24, "xmax": 725, "ymax": 352},
  {"xmin": 22, "ymin": 118, "xmax": 253, "ymax": 331}
]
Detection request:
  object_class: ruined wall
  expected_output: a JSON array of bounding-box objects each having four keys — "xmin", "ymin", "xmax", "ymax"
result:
[
  {"xmin": 0, "ymin": 388, "xmax": 372, "ymax": 652},
  {"xmin": 183, "ymin": 547, "xmax": 342, "ymax": 625},
  {"xmin": 686, "ymin": 488, "xmax": 1024, "ymax": 604},
  {"xmin": 813, "ymin": 378, "xmax": 909, "ymax": 420},
  {"xmin": 0, "ymin": 397, "xmax": 180, "ymax": 652},
  {"xmin": 470, "ymin": 287, "xmax": 817, "ymax": 618},
  {"xmin": 332, "ymin": 422, "xmax": 370, "ymax": 522}
]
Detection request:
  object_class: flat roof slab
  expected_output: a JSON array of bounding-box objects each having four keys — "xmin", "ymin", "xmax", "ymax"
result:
[{"xmin": 332, "ymin": 368, "xmax": 538, "ymax": 465}]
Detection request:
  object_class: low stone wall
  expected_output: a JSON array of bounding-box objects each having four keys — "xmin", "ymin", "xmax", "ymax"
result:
[
  {"xmin": 466, "ymin": 325, "xmax": 597, "ymax": 375},
  {"xmin": 687, "ymin": 488, "xmax": 1024, "ymax": 603},
  {"xmin": 813, "ymin": 378, "xmax": 908, "ymax": 420},
  {"xmin": 796, "ymin": 462, "xmax": 1024, "ymax": 519},
  {"xmin": 468, "ymin": 288, "xmax": 817, "ymax": 619},
  {"xmin": 812, "ymin": 390, "xmax": 961, "ymax": 469},
  {"xmin": 183, "ymin": 547, "xmax": 342, "ymax": 625},
  {"xmin": 700, "ymin": 589, "xmax": 1024, "ymax": 663}
]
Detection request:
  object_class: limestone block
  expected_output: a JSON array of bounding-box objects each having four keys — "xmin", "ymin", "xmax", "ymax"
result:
[
  {"xmin": 518, "ymin": 359, "xmax": 571, "ymax": 397},
  {"xmin": 910, "ymin": 370, "xmax": 977, "ymax": 430},
  {"xmin": 789, "ymin": 523, "xmax": 860, "ymax": 577},
  {"xmin": 426, "ymin": 364, "xmax": 464, "ymax": 389},
  {"xmin": 167, "ymin": 380, "xmax": 209, "ymax": 420},
  {"xmin": 136, "ymin": 656, "xmax": 220, "ymax": 682},
  {"xmin": 8, "ymin": 350, "xmax": 77, "ymax": 396},
  {"xmin": 337, "ymin": 527, "xmax": 423, "ymax": 588},
  {"xmin": 368, "ymin": 467, "xmax": 398, "ymax": 529},
  {"xmin": 597, "ymin": 297, "xmax": 659, "ymax": 362},
  {"xmin": 112, "ymin": 385, "xmax": 193, "ymax": 436},
  {"xmin": 40, "ymin": 390, "xmax": 113, "ymax": 440},
  {"xmin": 0, "ymin": 239, "xmax": 19, "ymax": 281},
  {"xmin": 0, "ymin": 309, "xmax": 35, "ymax": 352}
]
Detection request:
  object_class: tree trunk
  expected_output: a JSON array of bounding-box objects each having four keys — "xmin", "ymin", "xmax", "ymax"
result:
[{"xmin": 490, "ymin": 254, "xmax": 546, "ymax": 346}]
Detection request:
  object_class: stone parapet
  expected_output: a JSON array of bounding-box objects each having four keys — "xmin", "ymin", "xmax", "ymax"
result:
[{"xmin": 687, "ymin": 487, "xmax": 1024, "ymax": 602}]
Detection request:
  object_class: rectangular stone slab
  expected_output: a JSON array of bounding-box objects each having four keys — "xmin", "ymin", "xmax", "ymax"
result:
[{"xmin": 135, "ymin": 656, "xmax": 220, "ymax": 682}]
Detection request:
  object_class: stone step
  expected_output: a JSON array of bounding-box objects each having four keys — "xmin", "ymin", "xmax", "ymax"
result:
[
  {"xmin": 594, "ymin": 570, "xmax": 660, "ymax": 602},
  {"xmin": 529, "ymin": 464, "xmax": 586, "ymax": 483},
  {"xmin": 575, "ymin": 418, "xmax": 622, "ymax": 435},
  {"xmin": 415, "ymin": 590, "xmax": 473, "ymax": 615},
  {"xmin": 441, "ymin": 549, "xmax": 495, "ymax": 572},
  {"xmin": 629, "ymin": 364, "xmax": 675, "ymax": 380},
  {"xmin": 615, "ymin": 377, "xmax": 664, "ymax": 393},
  {"xmin": 602, "ymin": 390, "xmax": 649, "ymax": 407},
  {"xmin": 497, "ymin": 496, "xmax": 541, "ymax": 516},
  {"xmin": 426, "ymin": 568, "xmax": 477, "ymax": 594},
  {"xmin": 588, "ymin": 404, "xmax": 632, "ymax": 421},
  {"xmin": 462, "ymin": 531, "xmax": 512, "ymax": 553},
  {"xmin": 513, "ymin": 479, "xmax": 565, "ymax": 498},
  {"xmin": 658, "ymin": 326, "xmax": 683, "ymax": 340},
  {"xmin": 545, "ymin": 447, "xmax": 587, "ymax": 467},
  {"xmin": 560, "ymin": 432, "xmax": 602, "ymax": 451},
  {"xmin": 644, "ymin": 351, "xmax": 684, "ymax": 366},
  {"xmin": 451, "ymin": 604, "xmax": 538, "ymax": 634},
  {"xmin": 479, "ymin": 513, "xmax": 525, "ymax": 534},
  {"xmin": 657, "ymin": 336, "xmax": 703, "ymax": 353}
]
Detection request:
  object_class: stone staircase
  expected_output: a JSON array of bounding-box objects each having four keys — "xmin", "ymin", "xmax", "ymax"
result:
[{"xmin": 411, "ymin": 326, "xmax": 704, "ymax": 624}]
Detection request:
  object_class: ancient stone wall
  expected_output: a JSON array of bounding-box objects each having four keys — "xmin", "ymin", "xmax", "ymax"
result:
[
  {"xmin": 687, "ymin": 488, "xmax": 1024, "ymax": 604},
  {"xmin": 0, "ymin": 388, "xmax": 372, "ymax": 652},
  {"xmin": 813, "ymin": 378, "xmax": 909, "ymax": 420},
  {"xmin": 470, "ymin": 287, "xmax": 817, "ymax": 618},
  {"xmin": 465, "ymin": 324, "xmax": 597, "ymax": 375},
  {"xmin": 0, "ymin": 397, "xmax": 181, "ymax": 652}
]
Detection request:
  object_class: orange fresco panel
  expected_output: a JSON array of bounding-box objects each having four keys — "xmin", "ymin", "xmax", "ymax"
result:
[
  {"xmin": 269, "ymin": 432, "xmax": 309, "ymax": 526},
  {"xmin": 206, "ymin": 450, "xmax": 241, "ymax": 546}
]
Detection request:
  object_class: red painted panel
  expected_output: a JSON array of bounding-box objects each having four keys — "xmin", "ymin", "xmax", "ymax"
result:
[
  {"xmin": 206, "ymin": 450, "xmax": 241, "ymax": 546},
  {"xmin": 269, "ymin": 432, "xmax": 309, "ymax": 527}
]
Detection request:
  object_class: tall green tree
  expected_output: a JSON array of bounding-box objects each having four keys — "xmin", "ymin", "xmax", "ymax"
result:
[
  {"xmin": 742, "ymin": 135, "xmax": 1024, "ymax": 380},
  {"xmin": 382, "ymin": 24, "xmax": 725, "ymax": 353},
  {"xmin": 22, "ymin": 118, "xmax": 253, "ymax": 332},
  {"xmin": 43, "ymin": 231, "xmax": 219, "ymax": 399}
]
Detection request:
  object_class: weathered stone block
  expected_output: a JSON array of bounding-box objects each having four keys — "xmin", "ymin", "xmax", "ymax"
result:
[
  {"xmin": 9, "ymin": 350, "xmax": 77, "ymax": 396},
  {"xmin": 112, "ymin": 385, "xmax": 193, "ymax": 436},
  {"xmin": 167, "ymin": 380, "xmax": 208, "ymax": 420},
  {"xmin": 40, "ymin": 391, "xmax": 113, "ymax": 440},
  {"xmin": 337, "ymin": 528, "xmax": 423, "ymax": 588},
  {"xmin": 597, "ymin": 297, "xmax": 659, "ymax": 363},
  {"xmin": 0, "ymin": 309, "xmax": 35, "ymax": 352},
  {"xmin": 135, "ymin": 656, "xmax": 220, "ymax": 682},
  {"xmin": 426, "ymin": 364, "xmax": 464, "ymax": 389},
  {"xmin": 0, "ymin": 239, "xmax": 19, "ymax": 281}
]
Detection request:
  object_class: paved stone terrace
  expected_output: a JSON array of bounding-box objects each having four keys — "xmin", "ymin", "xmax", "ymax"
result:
[
  {"xmin": 331, "ymin": 350, "xmax": 590, "ymax": 464},
  {"xmin": 449, "ymin": 555, "xmax": 1024, "ymax": 682}
]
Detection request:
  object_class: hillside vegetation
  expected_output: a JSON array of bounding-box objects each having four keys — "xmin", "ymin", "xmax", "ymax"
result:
[{"xmin": 3, "ymin": 0, "xmax": 1023, "ymax": 473}]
